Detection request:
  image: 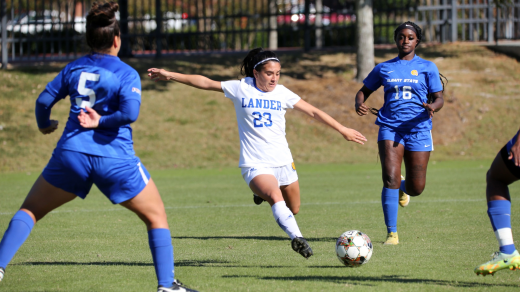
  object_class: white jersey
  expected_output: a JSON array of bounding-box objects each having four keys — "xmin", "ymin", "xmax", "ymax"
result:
[{"xmin": 221, "ymin": 77, "xmax": 301, "ymax": 168}]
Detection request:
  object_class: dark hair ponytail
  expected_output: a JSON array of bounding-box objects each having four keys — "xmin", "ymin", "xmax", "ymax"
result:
[
  {"xmin": 240, "ymin": 47, "xmax": 280, "ymax": 78},
  {"xmin": 86, "ymin": 1, "xmax": 120, "ymax": 52}
]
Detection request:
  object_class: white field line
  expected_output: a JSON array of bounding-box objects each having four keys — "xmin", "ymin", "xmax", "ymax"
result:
[{"xmin": 0, "ymin": 198, "xmax": 484, "ymax": 216}]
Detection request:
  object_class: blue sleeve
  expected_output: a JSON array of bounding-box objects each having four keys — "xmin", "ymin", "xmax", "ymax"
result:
[
  {"xmin": 363, "ymin": 64, "xmax": 383, "ymax": 91},
  {"xmin": 35, "ymin": 69, "xmax": 69, "ymax": 128},
  {"xmin": 98, "ymin": 99, "xmax": 140, "ymax": 128},
  {"xmin": 118, "ymin": 70, "xmax": 142, "ymax": 102},
  {"xmin": 427, "ymin": 63, "xmax": 444, "ymax": 93},
  {"xmin": 97, "ymin": 69, "xmax": 141, "ymax": 128}
]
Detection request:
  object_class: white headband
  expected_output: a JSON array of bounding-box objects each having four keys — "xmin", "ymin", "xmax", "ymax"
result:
[{"xmin": 253, "ymin": 57, "xmax": 280, "ymax": 69}]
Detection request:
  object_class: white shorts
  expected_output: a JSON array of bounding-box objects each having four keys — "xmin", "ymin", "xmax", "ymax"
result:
[{"xmin": 241, "ymin": 163, "xmax": 299, "ymax": 187}]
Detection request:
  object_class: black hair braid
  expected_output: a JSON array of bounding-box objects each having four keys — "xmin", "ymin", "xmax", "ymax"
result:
[
  {"xmin": 240, "ymin": 47, "xmax": 280, "ymax": 78},
  {"xmin": 394, "ymin": 21, "xmax": 422, "ymax": 46},
  {"xmin": 427, "ymin": 73, "xmax": 448, "ymax": 104}
]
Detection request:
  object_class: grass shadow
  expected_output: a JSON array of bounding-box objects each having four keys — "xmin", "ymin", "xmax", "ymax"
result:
[
  {"xmin": 484, "ymin": 45, "xmax": 520, "ymax": 62},
  {"xmin": 222, "ymin": 274, "xmax": 520, "ymax": 288},
  {"xmin": 16, "ymin": 261, "xmax": 153, "ymax": 267},
  {"xmin": 173, "ymin": 236, "xmax": 337, "ymax": 242},
  {"xmin": 16, "ymin": 259, "xmax": 289, "ymax": 269},
  {"xmin": 173, "ymin": 235, "xmax": 289, "ymax": 241}
]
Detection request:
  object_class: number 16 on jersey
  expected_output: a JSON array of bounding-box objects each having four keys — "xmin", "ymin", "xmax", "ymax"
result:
[{"xmin": 394, "ymin": 85, "xmax": 412, "ymax": 100}]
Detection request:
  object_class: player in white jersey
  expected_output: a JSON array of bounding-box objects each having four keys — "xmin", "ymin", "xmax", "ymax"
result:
[{"xmin": 148, "ymin": 48, "xmax": 366, "ymax": 258}]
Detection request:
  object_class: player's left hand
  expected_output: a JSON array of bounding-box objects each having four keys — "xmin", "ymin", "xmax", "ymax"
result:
[
  {"xmin": 78, "ymin": 106, "xmax": 100, "ymax": 129},
  {"xmin": 422, "ymin": 103, "xmax": 436, "ymax": 118},
  {"xmin": 147, "ymin": 68, "xmax": 171, "ymax": 82},
  {"xmin": 355, "ymin": 102, "xmax": 370, "ymax": 116},
  {"xmin": 339, "ymin": 127, "xmax": 367, "ymax": 145},
  {"xmin": 509, "ymin": 138, "xmax": 520, "ymax": 166},
  {"xmin": 39, "ymin": 120, "xmax": 59, "ymax": 135}
]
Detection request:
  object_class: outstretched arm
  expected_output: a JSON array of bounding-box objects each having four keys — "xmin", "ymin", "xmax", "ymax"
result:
[
  {"xmin": 354, "ymin": 86, "xmax": 375, "ymax": 116},
  {"xmin": 293, "ymin": 99, "xmax": 367, "ymax": 145},
  {"xmin": 148, "ymin": 68, "xmax": 223, "ymax": 93}
]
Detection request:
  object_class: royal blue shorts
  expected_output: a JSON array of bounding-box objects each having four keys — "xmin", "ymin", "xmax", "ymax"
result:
[
  {"xmin": 378, "ymin": 126, "xmax": 434, "ymax": 152},
  {"xmin": 42, "ymin": 148, "xmax": 151, "ymax": 204}
]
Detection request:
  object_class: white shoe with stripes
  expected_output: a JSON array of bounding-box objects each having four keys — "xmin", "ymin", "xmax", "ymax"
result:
[{"xmin": 157, "ymin": 279, "xmax": 198, "ymax": 292}]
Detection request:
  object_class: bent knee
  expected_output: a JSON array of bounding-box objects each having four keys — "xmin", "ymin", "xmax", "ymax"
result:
[
  {"xmin": 407, "ymin": 186, "xmax": 425, "ymax": 197},
  {"xmin": 289, "ymin": 205, "xmax": 300, "ymax": 215}
]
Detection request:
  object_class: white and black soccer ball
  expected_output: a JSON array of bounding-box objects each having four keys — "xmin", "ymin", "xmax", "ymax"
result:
[{"xmin": 335, "ymin": 230, "xmax": 373, "ymax": 267}]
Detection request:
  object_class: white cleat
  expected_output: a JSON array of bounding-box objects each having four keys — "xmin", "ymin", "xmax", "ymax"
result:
[
  {"xmin": 157, "ymin": 279, "xmax": 198, "ymax": 292},
  {"xmin": 0, "ymin": 267, "xmax": 4, "ymax": 282}
]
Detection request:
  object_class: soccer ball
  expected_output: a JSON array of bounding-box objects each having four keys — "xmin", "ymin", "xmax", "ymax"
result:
[{"xmin": 335, "ymin": 230, "xmax": 373, "ymax": 267}]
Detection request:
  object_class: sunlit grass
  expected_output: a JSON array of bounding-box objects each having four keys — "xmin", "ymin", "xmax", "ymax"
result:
[{"xmin": 1, "ymin": 161, "xmax": 520, "ymax": 291}]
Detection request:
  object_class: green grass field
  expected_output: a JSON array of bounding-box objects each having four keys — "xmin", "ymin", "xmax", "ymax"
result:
[{"xmin": 1, "ymin": 160, "xmax": 520, "ymax": 291}]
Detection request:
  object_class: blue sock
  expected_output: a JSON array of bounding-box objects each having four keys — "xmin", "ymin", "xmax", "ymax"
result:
[
  {"xmin": 381, "ymin": 187, "xmax": 399, "ymax": 233},
  {"xmin": 488, "ymin": 200, "xmax": 516, "ymax": 254},
  {"xmin": 148, "ymin": 228, "xmax": 174, "ymax": 287},
  {"xmin": 400, "ymin": 180, "xmax": 406, "ymax": 194},
  {"xmin": 0, "ymin": 210, "xmax": 35, "ymax": 269}
]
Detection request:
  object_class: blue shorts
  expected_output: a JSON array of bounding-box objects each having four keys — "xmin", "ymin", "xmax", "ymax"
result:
[
  {"xmin": 378, "ymin": 126, "xmax": 433, "ymax": 152},
  {"xmin": 42, "ymin": 148, "xmax": 151, "ymax": 204}
]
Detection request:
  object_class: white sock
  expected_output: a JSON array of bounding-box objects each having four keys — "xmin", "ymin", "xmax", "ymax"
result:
[
  {"xmin": 495, "ymin": 228, "xmax": 515, "ymax": 249},
  {"xmin": 271, "ymin": 201, "xmax": 303, "ymax": 239}
]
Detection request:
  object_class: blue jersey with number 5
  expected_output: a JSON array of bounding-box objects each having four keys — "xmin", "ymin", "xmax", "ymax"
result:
[
  {"xmin": 44, "ymin": 53, "xmax": 141, "ymax": 158},
  {"xmin": 363, "ymin": 55, "xmax": 443, "ymax": 132}
]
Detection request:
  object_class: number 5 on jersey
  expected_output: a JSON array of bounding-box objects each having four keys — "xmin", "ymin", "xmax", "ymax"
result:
[{"xmin": 76, "ymin": 72, "xmax": 100, "ymax": 108}]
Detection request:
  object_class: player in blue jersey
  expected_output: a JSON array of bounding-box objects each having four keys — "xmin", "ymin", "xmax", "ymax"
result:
[
  {"xmin": 0, "ymin": 3, "xmax": 196, "ymax": 292},
  {"xmin": 355, "ymin": 21, "xmax": 445, "ymax": 245},
  {"xmin": 474, "ymin": 131, "xmax": 520, "ymax": 275}
]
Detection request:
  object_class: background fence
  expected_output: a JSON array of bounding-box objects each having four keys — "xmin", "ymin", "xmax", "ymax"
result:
[
  {"xmin": 415, "ymin": 0, "xmax": 520, "ymax": 43},
  {"xmin": 1, "ymin": 0, "xmax": 519, "ymax": 66}
]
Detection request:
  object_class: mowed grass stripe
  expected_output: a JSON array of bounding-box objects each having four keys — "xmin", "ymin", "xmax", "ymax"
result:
[
  {"xmin": 1, "ymin": 160, "xmax": 519, "ymax": 291},
  {"xmin": 0, "ymin": 198, "xmax": 486, "ymax": 216}
]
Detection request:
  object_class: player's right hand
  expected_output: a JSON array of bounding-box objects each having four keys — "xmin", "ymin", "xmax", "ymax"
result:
[
  {"xmin": 355, "ymin": 103, "xmax": 370, "ymax": 116},
  {"xmin": 147, "ymin": 68, "xmax": 170, "ymax": 82},
  {"xmin": 78, "ymin": 106, "xmax": 100, "ymax": 129},
  {"xmin": 39, "ymin": 120, "xmax": 59, "ymax": 135},
  {"xmin": 340, "ymin": 127, "xmax": 367, "ymax": 145}
]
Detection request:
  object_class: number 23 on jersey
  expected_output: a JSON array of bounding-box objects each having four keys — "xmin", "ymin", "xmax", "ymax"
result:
[{"xmin": 252, "ymin": 112, "xmax": 273, "ymax": 127}]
